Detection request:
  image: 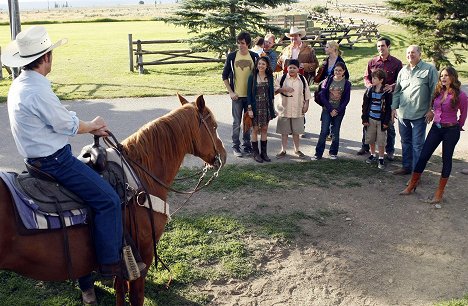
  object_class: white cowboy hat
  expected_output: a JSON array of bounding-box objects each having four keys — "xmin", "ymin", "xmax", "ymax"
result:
[
  {"xmin": 1, "ymin": 26, "xmax": 67, "ymax": 68},
  {"xmin": 285, "ymin": 26, "xmax": 306, "ymax": 38}
]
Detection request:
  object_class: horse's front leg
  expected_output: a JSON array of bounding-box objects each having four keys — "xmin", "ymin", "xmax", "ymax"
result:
[
  {"xmin": 114, "ymin": 277, "xmax": 129, "ymax": 306},
  {"xmin": 129, "ymin": 277, "xmax": 146, "ymax": 306}
]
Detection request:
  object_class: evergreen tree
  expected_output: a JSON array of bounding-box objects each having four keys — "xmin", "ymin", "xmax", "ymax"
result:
[
  {"xmin": 387, "ymin": 0, "xmax": 468, "ymax": 69},
  {"xmin": 164, "ymin": 0, "xmax": 296, "ymax": 56}
]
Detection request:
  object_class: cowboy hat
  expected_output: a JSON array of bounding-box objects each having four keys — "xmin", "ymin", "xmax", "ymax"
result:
[
  {"xmin": 285, "ymin": 26, "xmax": 306, "ymax": 38},
  {"xmin": 1, "ymin": 26, "xmax": 67, "ymax": 68}
]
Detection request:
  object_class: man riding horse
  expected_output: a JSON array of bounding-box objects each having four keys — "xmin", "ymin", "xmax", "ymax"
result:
[{"xmin": 2, "ymin": 26, "xmax": 143, "ymax": 303}]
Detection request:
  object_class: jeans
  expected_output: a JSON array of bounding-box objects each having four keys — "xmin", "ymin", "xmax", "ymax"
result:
[
  {"xmin": 27, "ymin": 145, "xmax": 122, "ymax": 264},
  {"xmin": 361, "ymin": 121, "xmax": 395, "ymax": 154},
  {"xmin": 315, "ymin": 109, "xmax": 344, "ymax": 157},
  {"xmin": 231, "ymin": 97, "xmax": 251, "ymax": 149},
  {"xmin": 414, "ymin": 124, "xmax": 460, "ymax": 178},
  {"xmin": 398, "ymin": 117, "xmax": 427, "ymax": 171}
]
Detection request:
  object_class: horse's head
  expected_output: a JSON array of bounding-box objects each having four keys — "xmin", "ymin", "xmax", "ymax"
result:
[{"xmin": 178, "ymin": 94, "xmax": 227, "ymax": 169}]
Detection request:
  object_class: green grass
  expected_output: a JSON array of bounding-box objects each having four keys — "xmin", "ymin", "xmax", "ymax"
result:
[
  {"xmin": 1, "ymin": 21, "xmax": 467, "ymax": 103},
  {"xmin": 436, "ymin": 294, "xmax": 468, "ymax": 306},
  {"xmin": 174, "ymin": 158, "xmax": 392, "ymax": 191}
]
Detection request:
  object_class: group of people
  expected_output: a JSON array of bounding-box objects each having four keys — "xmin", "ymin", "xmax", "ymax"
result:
[{"xmin": 222, "ymin": 27, "xmax": 467, "ymax": 204}]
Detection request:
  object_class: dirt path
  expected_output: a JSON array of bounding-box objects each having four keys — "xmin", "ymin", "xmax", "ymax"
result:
[{"xmin": 172, "ymin": 160, "xmax": 468, "ymax": 306}]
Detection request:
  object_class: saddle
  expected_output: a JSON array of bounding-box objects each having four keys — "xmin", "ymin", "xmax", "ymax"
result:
[{"xmin": 2, "ymin": 138, "xmax": 136, "ymax": 231}]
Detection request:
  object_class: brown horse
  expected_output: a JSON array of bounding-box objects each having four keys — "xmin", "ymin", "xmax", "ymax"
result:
[{"xmin": 0, "ymin": 94, "xmax": 226, "ymax": 305}]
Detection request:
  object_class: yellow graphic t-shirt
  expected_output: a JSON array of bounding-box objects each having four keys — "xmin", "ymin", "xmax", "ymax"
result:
[{"xmin": 234, "ymin": 51, "xmax": 254, "ymax": 97}]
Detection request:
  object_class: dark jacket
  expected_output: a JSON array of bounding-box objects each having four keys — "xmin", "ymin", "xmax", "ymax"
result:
[
  {"xmin": 247, "ymin": 73, "xmax": 276, "ymax": 120},
  {"xmin": 319, "ymin": 75, "xmax": 351, "ymax": 115},
  {"xmin": 221, "ymin": 50, "xmax": 259, "ymax": 92},
  {"xmin": 361, "ymin": 87, "xmax": 392, "ymax": 131},
  {"xmin": 316, "ymin": 55, "xmax": 350, "ymax": 83}
]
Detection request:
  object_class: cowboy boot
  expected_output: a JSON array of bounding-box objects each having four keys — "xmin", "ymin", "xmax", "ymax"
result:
[
  {"xmin": 430, "ymin": 177, "xmax": 449, "ymax": 204},
  {"xmin": 399, "ymin": 172, "xmax": 422, "ymax": 195},
  {"xmin": 260, "ymin": 140, "xmax": 271, "ymax": 162},
  {"xmin": 251, "ymin": 141, "xmax": 263, "ymax": 163}
]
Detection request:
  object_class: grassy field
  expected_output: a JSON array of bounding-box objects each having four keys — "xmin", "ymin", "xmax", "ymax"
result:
[{"xmin": 1, "ymin": 19, "xmax": 467, "ymax": 103}]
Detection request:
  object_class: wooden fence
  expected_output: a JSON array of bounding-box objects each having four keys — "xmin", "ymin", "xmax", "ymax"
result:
[
  {"xmin": 129, "ymin": 12, "xmax": 380, "ymax": 72},
  {"xmin": 269, "ymin": 12, "xmax": 380, "ymax": 49},
  {"xmin": 128, "ymin": 34, "xmax": 225, "ymax": 74}
]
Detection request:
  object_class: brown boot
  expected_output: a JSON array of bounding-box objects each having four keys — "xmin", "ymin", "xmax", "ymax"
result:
[
  {"xmin": 399, "ymin": 172, "xmax": 422, "ymax": 195},
  {"xmin": 430, "ymin": 177, "xmax": 449, "ymax": 204},
  {"xmin": 251, "ymin": 141, "xmax": 263, "ymax": 163}
]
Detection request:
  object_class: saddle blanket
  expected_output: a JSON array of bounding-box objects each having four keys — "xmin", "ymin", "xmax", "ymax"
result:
[{"xmin": 0, "ymin": 171, "xmax": 87, "ymax": 230}]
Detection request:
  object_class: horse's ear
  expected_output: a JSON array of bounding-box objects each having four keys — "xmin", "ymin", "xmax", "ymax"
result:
[
  {"xmin": 177, "ymin": 93, "xmax": 189, "ymax": 105},
  {"xmin": 195, "ymin": 95, "xmax": 206, "ymax": 113}
]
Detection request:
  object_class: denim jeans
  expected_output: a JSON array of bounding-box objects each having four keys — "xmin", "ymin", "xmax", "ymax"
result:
[
  {"xmin": 398, "ymin": 117, "xmax": 427, "ymax": 171},
  {"xmin": 361, "ymin": 121, "xmax": 395, "ymax": 154},
  {"xmin": 231, "ymin": 97, "xmax": 251, "ymax": 149},
  {"xmin": 27, "ymin": 145, "xmax": 122, "ymax": 264},
  {"xmin": 414, "ymin": 124, "xmax": 460, "ymax": 177},
  {"xmin": 315, "ymin": 109, "xmax": 344, "ymax": 157}
]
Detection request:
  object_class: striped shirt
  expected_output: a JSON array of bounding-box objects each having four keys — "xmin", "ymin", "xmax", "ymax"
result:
[{"xmin": 369, "ymin": 91, "xmax": 384, "ymax": 120}]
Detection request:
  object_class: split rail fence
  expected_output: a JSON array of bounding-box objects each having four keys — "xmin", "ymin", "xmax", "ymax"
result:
[
  {"xmin": 128, "ymin": 12, "xmax": 379, "ymax": 73},
  {"xmin": 128, "ymin": 34, "xmax": 224, "ymax": 74}
]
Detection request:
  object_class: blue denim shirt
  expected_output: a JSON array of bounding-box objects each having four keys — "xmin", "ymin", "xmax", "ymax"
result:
[
  {"xmin": 7, "ymin": 70, "xmax": 79, "ymax": 158},
  {"xmin": 392, "ymin": 60, "xmax": 438, "ymax": 120}
]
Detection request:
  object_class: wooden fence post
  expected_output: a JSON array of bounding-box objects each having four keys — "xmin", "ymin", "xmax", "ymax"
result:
[
  {"xmin": 128, "ymin": 34, "xmax": 134, "ymax": 72},
  {"xmin": 136, "ymin": 40, "xmax": 144, "ymax": 75},
  {"xmin": 0, "ymin": 47, "xmax": 3, "ymax": 80}
]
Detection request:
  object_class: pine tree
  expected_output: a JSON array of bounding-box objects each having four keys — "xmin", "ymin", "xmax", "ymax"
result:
[
  {"xmin": 164, "ymin": 0, "xmax": 296, "ymax": 56},
  {"xmin": 387, "ymin": 0, "xmax": 468, "ymax": 69}
]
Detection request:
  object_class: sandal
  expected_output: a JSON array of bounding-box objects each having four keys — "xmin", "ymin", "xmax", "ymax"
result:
[
  {"xmin": 276, "ymin": 151, "xmax": 286, "ymax": 159},
  {"xmin": 295, "ymin": 150, "xmax": 306, "ymax": 158}
]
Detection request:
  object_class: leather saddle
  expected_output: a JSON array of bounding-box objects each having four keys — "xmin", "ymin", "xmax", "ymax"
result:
[{"xmin": 14, "ymin": 137, "xmax": 129, "ymax": 215}]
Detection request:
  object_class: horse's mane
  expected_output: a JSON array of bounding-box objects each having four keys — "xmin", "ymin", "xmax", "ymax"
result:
[{"xmin": 121, "ymin": 103, "xmax": 204, "ymax": 172}]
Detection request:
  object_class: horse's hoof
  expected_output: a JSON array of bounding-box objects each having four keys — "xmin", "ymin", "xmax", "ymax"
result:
[{"xmin": 81, "ymin": 287, "xmax": 97, "ymax": 305}]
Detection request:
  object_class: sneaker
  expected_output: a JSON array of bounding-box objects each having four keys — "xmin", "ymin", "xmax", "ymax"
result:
[
  {"xmin": 366, "ymin": 155, "xmax": 376, "ymax": 164},
  {"xmin": 378, "ymin": 158, "xmax": 385, "ymax": 169},
  {"xmin": 356, "ymin": 148, "xmax": 370, "ymax": 155},
  {"xmin": 329, "ymin": 154, "xmax": 338, "ymax": 160},
  {"xmin": 386, "ymin": 152, "xmax": 395, "ymax": 161},
  {"xmin": 233, "ymin": 147, "xmax": 243, "ymax": 157},
  {"xmin": 311, "ymin": 155, "xmax": 322, "ymax": 161},
  {"xmin": 243, "ymin": 146, "xmax": 253, "ymax": 155},
  {"xmin": 295, "ymin": 150, "xmax": 306, "ymax": 159},
  {"xmin": 276, "ymin": 151, "xmax": 287, "ymax": 159}
]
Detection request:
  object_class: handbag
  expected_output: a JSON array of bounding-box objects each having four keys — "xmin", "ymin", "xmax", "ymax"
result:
[
  {"xmin": 313, "ymin": 65, "xmax": 325, "ymax": 84},
  {"xmin": 314, "ymin": 81, "xmax": 324, "ymax": 106}
]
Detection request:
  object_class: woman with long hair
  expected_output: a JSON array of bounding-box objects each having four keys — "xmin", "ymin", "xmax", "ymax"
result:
[
  {"xmin": 315, "ymin": 40, "xmax": 349, "ymax": 84},
  {"xmin": 400, "ymin": 67, "xmax": 467, "ymax": 204},
  {"xmin": 247, "ymin": 56, "xmax": 276, "ymax": 163}
]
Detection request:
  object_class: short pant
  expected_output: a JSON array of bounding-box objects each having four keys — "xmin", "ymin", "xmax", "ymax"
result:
[
  {"xmin": 365, "ymin": 118, "xmax": 387, "ymax": 147},
  {"xmin": 276, "ymin": 117, "xmax": 305, "ymax": 135}
]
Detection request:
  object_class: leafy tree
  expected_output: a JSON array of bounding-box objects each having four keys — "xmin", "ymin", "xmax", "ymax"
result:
[
  {"xmin": 387, "ymin": 0, "xmax": 468, "ymax": 69},
  {"xmin": 164, "ymin": 0, "xmax": 296, "ymax": 56}
]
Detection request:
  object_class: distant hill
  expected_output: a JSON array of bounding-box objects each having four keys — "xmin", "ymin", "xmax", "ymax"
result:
[{"xmin": 0, "ymin": 0, "xmax": 176, "ymax": 10}]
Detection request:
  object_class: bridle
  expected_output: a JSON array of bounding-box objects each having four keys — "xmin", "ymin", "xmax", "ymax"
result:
[{"xmin": 103, "ymin": 108, "xmax": 223, "ymax": 197}]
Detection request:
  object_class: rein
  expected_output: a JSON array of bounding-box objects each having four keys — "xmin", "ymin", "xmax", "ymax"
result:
[{"xmin": 103, "ymin": 112, "xmax": 222, "ymax": 196}]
